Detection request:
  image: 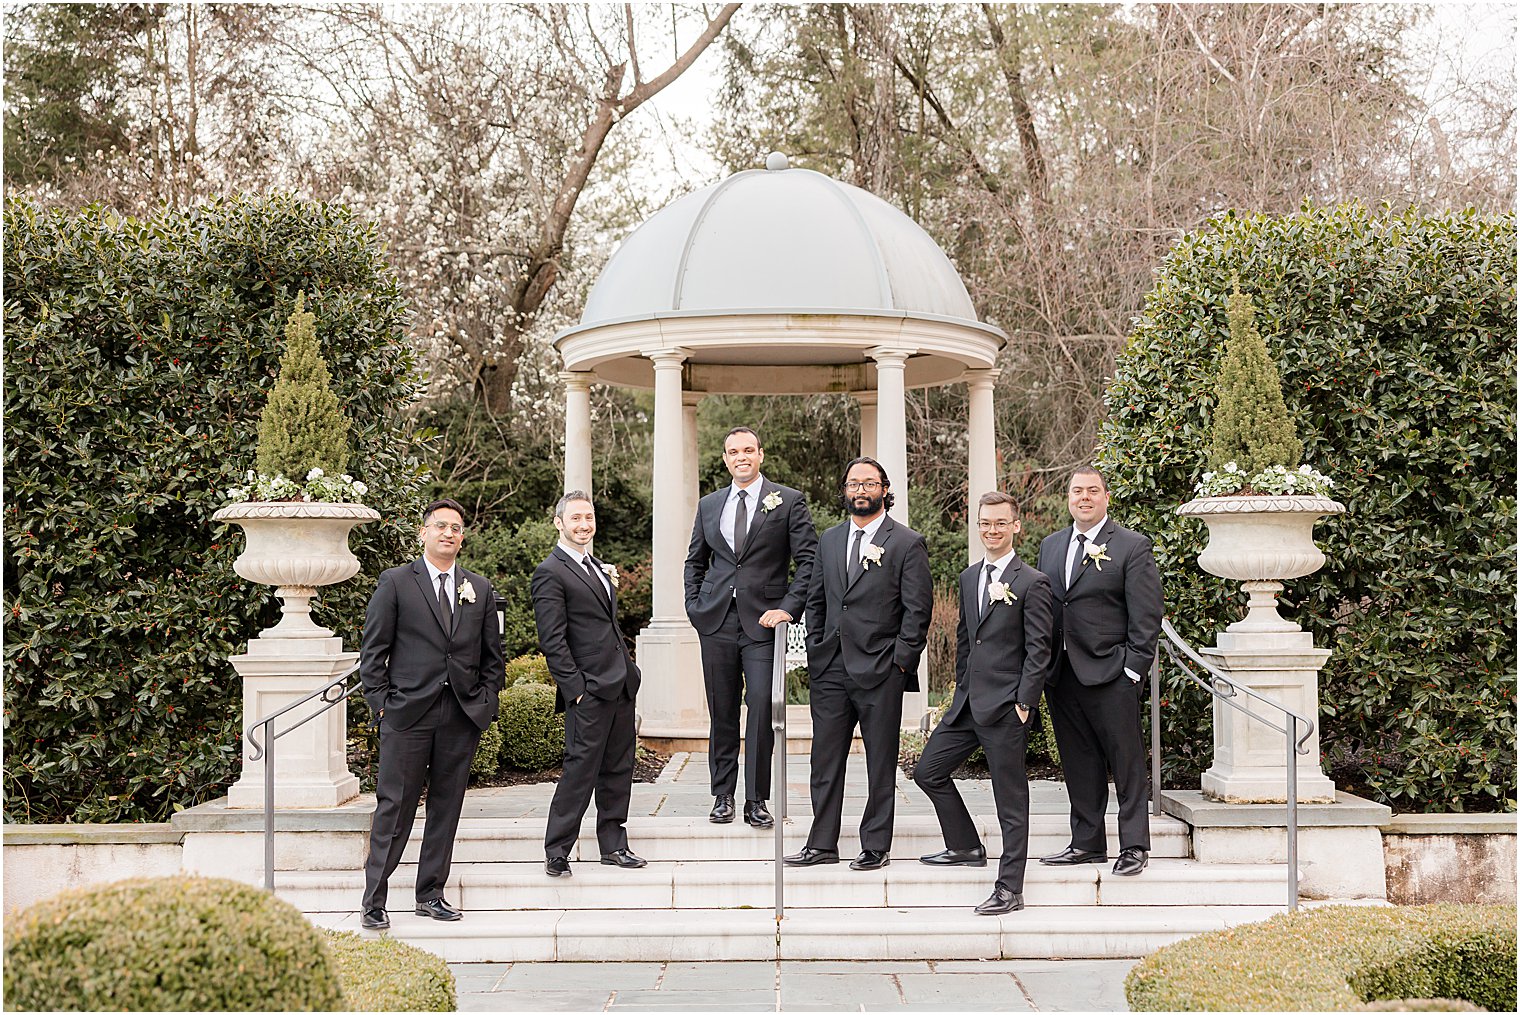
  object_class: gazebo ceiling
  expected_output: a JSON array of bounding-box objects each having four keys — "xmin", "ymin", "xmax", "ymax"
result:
[{"xmin": 555, "ymin": 154, "xmax": 1005, "ymax": 393}]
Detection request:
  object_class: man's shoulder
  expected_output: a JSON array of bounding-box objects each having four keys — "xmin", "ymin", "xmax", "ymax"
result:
[
  {"xmin": 1104, "ymin": 522, "xmax": 1153, "ymax": 549},
  {"xmin": 378, "ymin": 560, "xmax": 420, "ymax": 583},
  {"xmin": 1040, "ymin": 526, "xmax": 1071, "ymax": 548},
  {"xmin": 533, "ymin": 549, "xmax": 568, "ymax": 575},
  {"xmin": 456, "ymin": 564, "xmax": 495, "ymax": 591}
]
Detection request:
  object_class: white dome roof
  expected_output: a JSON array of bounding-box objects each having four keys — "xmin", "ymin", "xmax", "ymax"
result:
[{"xmin": 579, "ymin": 156, "xmax": 979, "ymax": 327}]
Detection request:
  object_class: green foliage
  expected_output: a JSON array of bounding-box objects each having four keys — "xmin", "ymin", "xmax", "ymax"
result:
[
  {"xmin": 2, "ymin": 193, "xmax": 431, "ymax": 822},
  {"xmin": 504, "ymin": 653, "xmax": 552, "ymax": 687},
  {"xmin": 2, "ymin": 876, "xmax": 345, "ymax": 1011},
  {"xmin": 471, "ymin": 716, "xmax": 505, "ymax": 780},
  {"xmin": 321, "ymin": 930, "xmax": 455, "ymax": 1012},
  {"xmin": 1124, "ymin": 903, "xmax": 1517, "ymax": 1012},
  {"xmin": 1097, "ymin": 205, "xmax": 1516, "ymax": 810},
  {"xmin": 1209, "ymin": 284, "xmax": 1303, "ymax": 474},
  {"xmin": 463, "ymin": 517, "xmax": 558, "ymax": 659},
  {"xmin": 254, "ymin": 291, "xmax": 353, "ymax": 482},
  {"xmin": 498, "ymin": 683, "xmax": 565, "ymax": 770}
]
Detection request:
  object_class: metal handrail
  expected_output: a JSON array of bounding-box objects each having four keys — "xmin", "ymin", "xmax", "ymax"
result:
[
  {"xmin": 1152, "ymin": 616, "xmax": 1314, "ymax": 911},
  {"xmin": 244, "ymin": 662, "xmax": 361, "ymax": 891},
  {"xmin": 770, "ymin": 621, "xmax": 789, "ymax": 921}
]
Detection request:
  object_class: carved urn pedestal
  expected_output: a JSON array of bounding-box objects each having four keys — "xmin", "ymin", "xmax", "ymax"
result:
[{"xmin": 212, "ymin": 501, "xmax": 379, "ymax": 808}]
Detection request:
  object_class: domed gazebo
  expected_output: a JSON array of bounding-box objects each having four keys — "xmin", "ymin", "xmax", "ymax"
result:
[{"xmin": 554, "ymin": 154, "xmax": 1007, "ymax": 735}]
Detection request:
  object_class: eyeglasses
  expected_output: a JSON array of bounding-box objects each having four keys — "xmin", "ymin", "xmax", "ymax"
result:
[
  {"xmin": 977, "ymin": 520, "xmax": 1016, "ymax": 531},
  {"xmin": 425, "ymin": 521, "xmax": 465, "ymax": 535},
  {"xmin": 844, "ymin": 480, "xmax": 883, "ymax": 492}
]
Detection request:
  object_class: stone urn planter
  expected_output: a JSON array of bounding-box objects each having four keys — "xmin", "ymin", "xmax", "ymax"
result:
[
  {"xmin": 212, "ymin": 500, "xmax": 380, "ymax": 639},
  {"xmin": 1176, "ymin": 494, "xmax": 1345, "ymax": 633}
]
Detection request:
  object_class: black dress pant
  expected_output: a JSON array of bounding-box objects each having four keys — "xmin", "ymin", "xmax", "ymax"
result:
[
  {"xmin": 913, "ymin": 708, "xmax": 1032, "ymax": 892},
  {"xmin": 700, "ymin": 605, "xmax": 776, "ymax": 801},
  {"xmin": 805, "ymin": 656, "xmax": 904, "ymax": 853},
  {"xmin": 544, "ymin": 685, "xmax": 636, "ymax": 859},
  {"xmin": 363, "ymin": 688, "xmax": 482, "ymax": 911},
  {"xmin": 1046, "ymin": 655, "xmax": 1151, "ymax": 853}
]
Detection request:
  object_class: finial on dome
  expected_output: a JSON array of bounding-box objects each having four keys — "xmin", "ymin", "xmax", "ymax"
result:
[{"xmin": 764, "ymin": 151, "xmax": 790, "ymax": 171}]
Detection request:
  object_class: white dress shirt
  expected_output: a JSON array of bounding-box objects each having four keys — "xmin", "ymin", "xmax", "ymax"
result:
[
  {"xmin": 558, "ymin": 542, "xmax": 611, "ymax": 597},
  {"xmin": 845, "ymin": 512, "xmax": 888, "ymax": 571},
  {"xmin": 424, "ymin": 557, "xmax": 456, "ymax": 607},
  {"xmin": 720, "ymin": 474, "xmax": 765, "ymax": 552}
]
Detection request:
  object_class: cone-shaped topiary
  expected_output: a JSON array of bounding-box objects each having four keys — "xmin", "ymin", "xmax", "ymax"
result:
[
  {"xmin": 3, "ymin": 875, "xmax": 345, "ymax": 1011},
  {"xmin": 255, "ymin": 291, "xmax": 352, "ymax": 481},
  {"xmin": 1208, "ymin": 282, "xmax": 1303, "ymax": 475}
]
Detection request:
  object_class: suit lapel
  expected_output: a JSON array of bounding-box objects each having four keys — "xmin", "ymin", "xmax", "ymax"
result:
[
  {"xmin": 556, "ymin": 547, "xmax": 613, "ymax": 619},
  {"xmin": 737, "ymin": 479, "xmax": 772, "ymax": 559},
  {"xmin": 1066, "ymin": 521, "xmax": 1115, "ymax": 594},
  {"xmin": 963, "ymin": 565, "xmax": 982, "ymax": 638},
  {"xmin": 846, "ymin": 516, "xmax": 892, "ymax": 593},
  {"xmin": 588, "ymin": 553, "xmax": 618, "ymax": 619},
  {"xmin": 412, "ymin": 560, "xmax": 451, "ymax": 637},
  {"xmin": 703, "ymin": 491, "xmax": 727, "ymax": 559}
]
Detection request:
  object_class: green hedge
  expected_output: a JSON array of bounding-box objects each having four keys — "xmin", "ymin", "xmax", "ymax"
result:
[
  {"xmin": 498, "ymin": 682, "xmax": 565, "ymax": 770},
  {"xmin": 3, "ymin": 876, "xmax": 344, "ymax": 1011},
  {"xmin": 2, "ymin": 194, "xmax": 431, "ymax": 823},
  {"xmin": 1096, "ymin": 205, "xmax": 1516, "ymax": 810},
  {"xmin": 322, "ymin": 930, "xmax": 454, "ymax": 1012},
  {"xmin": 1125, "ymin": 903, "xmax": 1517, "ymax": 1012}
]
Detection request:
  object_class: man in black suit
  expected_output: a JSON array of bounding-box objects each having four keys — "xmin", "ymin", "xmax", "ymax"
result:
[
  {"xmin": 684, "ymin": 426, "xmax": 818, "ymax": 828},
  {"xmin": 532, "ymin": 490, "xmax": 645, "ymax": 878},
  {"xmin": 914, "ymin": 491, "xmax": 1054, "ymax": 915},
  {"xmin": 360, "ymin": 498, "xmax": 503, "ymax": 930},
  {"xmin": 1036, "ymin": 466, "xmax": 1163, "ymax": 878},
  {"xmin": 785, "ymin": 457, "xmax": 933, "ymax": 871}
]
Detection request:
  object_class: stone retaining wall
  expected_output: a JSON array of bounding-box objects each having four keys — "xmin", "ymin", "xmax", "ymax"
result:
[{"xmin": 1381, "ymin": 813, "xmax": 1517, "ymax": 905}]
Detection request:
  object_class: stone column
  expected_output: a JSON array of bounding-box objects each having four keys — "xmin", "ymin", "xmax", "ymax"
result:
[
  {"xmin": 854, "ymin": 390, "xmax": 878, "ymax": 460},
  {"xmin": 683, "ymin": 391, "xmax": 703, "ymax": 529},
  {"xmin": 561, "ymin": 371, "xmax": 594, "ymax": 496},
  {"xmin": 635, "ymin": 348, "xmax": 706, "ymax": 735},
  {"xmin": 867, "ymin": 347, "xmax": 926, "ymax": 728},
  {"xmin": 965, "ymin": 368, "xmax": 1000, "ymax": 564}
]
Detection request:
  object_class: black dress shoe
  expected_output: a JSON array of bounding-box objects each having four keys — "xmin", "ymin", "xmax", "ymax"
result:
[
  {"xmin": 414, "ymin": 897, "xmax": 462, "ymax": 921},
  {"xmin": 850, "ymin": 849, "xmax": 890, "ymax": 871},
  {"xmin": 743, "ymin": 800, "xmax": 774, "ymax": 828},
  {"xmin": 360, "ymin": 907, "xmax": 389, "ymax": 930},
  {"xmin": 600, "ymin": 848, "xmax": 648, "ymax": 868},
  {"xmin": 920, "ymin": 846, "xmax": 988, "ymax": 867},
  {"xmin": 783, "ymin": 846, "xmax": 839, "ymax": 866},
  {"xmin": 710, "ymin": 794, "xmax": 736, "ymax": 823},
  {"xmin": 545, "ymin": 856, "xmax": 572, "ymax": 878},
  {"xmin": 1039, "ymin": 846, "xmax": 1108, "ymax": 866},
  {"xmin": 974, "ymin": 884, "xmax": 1025, "ymax": 915},
  {"xmin": 1112, "ymin": 847, "xmax": 1149, "ymax": 877}
]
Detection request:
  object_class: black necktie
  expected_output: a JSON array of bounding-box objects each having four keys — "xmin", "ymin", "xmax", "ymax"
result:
[
  {"xmin": 733, "ymin": 489, "xmax": 749, "ymax": 556},
  {"xmin": 980, "ymin": 562, "xmax": 996, "ymax": 618},
  {"xmin": 438, "ymin": 572, "xmax": 453, "ymax": 630},
  {"xmin": 583, "ymin": 557, "xmax": 609, "ymax": 604},
  {"xmin": 1069, "ymin": 532, "xmax": 1088, "ymax": 586},
  {"xmin": 848, "ymin": 527, "xmax": 864, "ymax": 583}
]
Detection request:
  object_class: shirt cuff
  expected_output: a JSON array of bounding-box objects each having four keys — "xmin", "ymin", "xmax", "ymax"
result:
[{"xmin": 1125, "ymin": 667, "xmax": 1142, "ymax": 683}]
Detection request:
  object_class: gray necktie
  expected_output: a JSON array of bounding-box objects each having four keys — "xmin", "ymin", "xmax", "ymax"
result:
[
  {"xmin": 438, "ymin": 572, "xmax": 453, "ymax": 630},
  {"xmin": 848, "ymin": 527, "xmax": 864, "ymax": 583},
  {"xmin": 732, "ymin": 489, "xmax": 749, "ymax": 556},
  {"xmin": 1068, "ymin": 532, "xmax": 1088, "ymax": 587},
  {"xmin": 980, "ymin": 562, "xmax": 996, "ymax": 618}
]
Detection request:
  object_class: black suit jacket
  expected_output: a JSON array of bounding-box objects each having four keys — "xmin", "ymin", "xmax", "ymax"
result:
[
  {"xmin": 684, "ymin": 478, "xmax": 818, "ymax": 642},
  {"xmin": 804, "ymin": 515, "xmax": 933, "ymax": 691},
  {"xmin": 1036, "ymin": 520, "xmax": 1163, "ymax": 686},
  {"xmin": 531, "ymin": 546, "xmax": 641, "ymax": 713},
  {"xmin": 948, "ymin": 554, "xmax": 1055, "ymax": 726},
  {"xmin": 360, "ymin": 559, "xmax": 504, "ymax": 731}
]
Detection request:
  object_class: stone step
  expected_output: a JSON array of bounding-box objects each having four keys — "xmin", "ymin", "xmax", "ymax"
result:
[
  {"xmin": 282, "ymin": 857, "xmax": 1288, "ymax": 913},
  {"xmin": 306, "ymin": 903, "xmax": 1289, "ymax": 962},
  {"xmin": 390, "ymin": 814, "xmax": 1192, "ymax": 866}
]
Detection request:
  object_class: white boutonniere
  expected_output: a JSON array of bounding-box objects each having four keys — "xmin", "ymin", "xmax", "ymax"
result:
[
  {"xmin": 860, "ymin": 542, "xmax": 885, "ymax": 569},
  {"xmin": 1083, "ymin": 541, "xmax": 1112, "ymax": 571},
  {"xmin": 457, "ymin": 579, "xmax": 477, "ymax": 604},
  {"xmin": 600, "ymin": 562, "xmax": 621, "ymax": 589},
  {"xmin": 987, "ymin": 580, "xmax": 1017, "ymax": 606},
  {"xmin": 761, "ymin": 490, "xmax": 783, "ymax": 513}
]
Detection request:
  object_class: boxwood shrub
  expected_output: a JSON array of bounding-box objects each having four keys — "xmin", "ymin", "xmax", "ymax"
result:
[
  {"xmin": 1125, "ymin": 903, "xmax": 1517, "ymax": 1012},
  {"xmin": 1096, "ymin": 205, "xmax": 1516, "ymax": 810},
  {"xmin": 2, "ymin": 194, "xmax": 431, "ymax": 823},
  {"xmin": 3, "ymin": 876, "xmax": 344, "ymax": 1011},
  {"xmin": 322, "ymin": 930, "xmax": 455, "ymax": 1011},
  {"xmin": 498, "ymin": 682, "xmax": 566, "ymax": 770}
]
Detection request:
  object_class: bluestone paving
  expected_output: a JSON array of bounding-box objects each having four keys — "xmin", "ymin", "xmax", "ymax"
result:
[
  {"xmin": 457, "ymin": 988, "xmax": 614, "ymax": 1011},
  {"xmin": 498, "ymin": 960, "xmax": 665, "ymax": 990},
  {"xmin": 659, "ymin": 960, "xmax": 778, "ymax": 990},
  {"xmin": 895, "ymin": 971, "xmax": 1033, "ymax": 1008},
  {"xmin": 607, "ymin": 989, "xmax": 777, "ymax": 1009},
  {"xmin": 779, "ymin": 970, "xmax": 914, "ymax": 1008}
]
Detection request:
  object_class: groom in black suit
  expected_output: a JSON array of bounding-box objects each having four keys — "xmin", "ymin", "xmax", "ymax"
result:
[
  {"xmin": 532, "ymin": 490, "xmax": 645, "ymax": 877},
  {"xmin": 1036, "ymin": 466, "xmax": 1163, "ymax": 878},
  {"xmin": 914, "ymin": 491, "xmax": 1053, "ymax": 915},
  {"xmin": 684, "ymin": 426, "xmax": 817, "ymax": 827},
  {"xmin": 786, "ymin": 457, "xmax": 933, "ymax": 871},
  {"xmin": 360, "ymin": 498, "xmax": 503, "ymax": 930}
]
